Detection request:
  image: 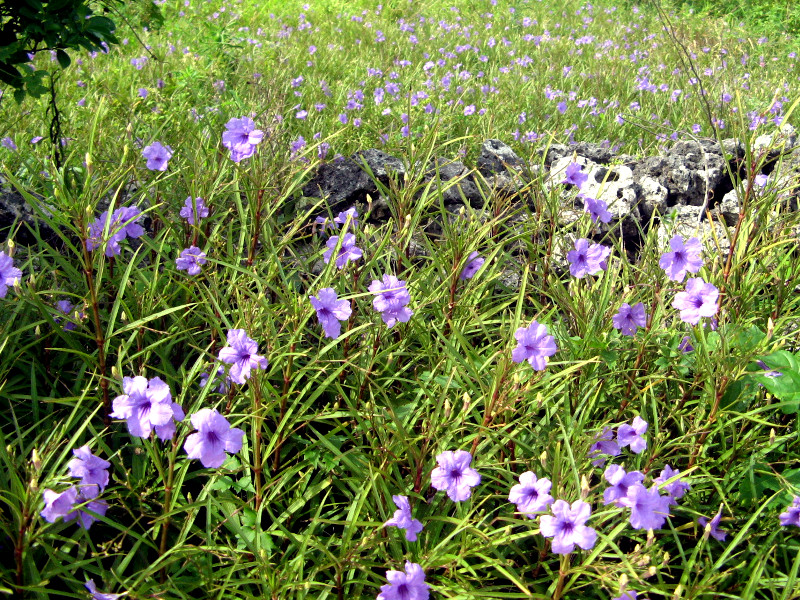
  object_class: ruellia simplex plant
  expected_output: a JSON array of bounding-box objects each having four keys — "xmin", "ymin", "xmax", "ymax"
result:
[{"xmin": 2, "ymin": 0, "xmax": 800, "ymax": 598}]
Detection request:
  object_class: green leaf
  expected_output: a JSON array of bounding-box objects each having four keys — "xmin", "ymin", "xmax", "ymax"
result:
[{"xmin": 55, "ymin": 49, "xmax": 70, "ymax": 69}]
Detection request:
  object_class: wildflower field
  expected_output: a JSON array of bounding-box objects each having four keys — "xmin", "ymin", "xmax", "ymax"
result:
[{"xmin": 3, "ymin": 0, "xmax": 800, "ymax": 598}]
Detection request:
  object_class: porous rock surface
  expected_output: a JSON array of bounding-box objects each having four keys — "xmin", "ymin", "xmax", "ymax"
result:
[{"xmin": 4, "ymin": 126, "xmax": 800, "ymax": 290}]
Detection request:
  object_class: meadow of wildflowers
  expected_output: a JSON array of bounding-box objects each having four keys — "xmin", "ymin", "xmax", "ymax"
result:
[{"xmin": 1, "ymin": 0, "xmax": 800, "ymax": 598}]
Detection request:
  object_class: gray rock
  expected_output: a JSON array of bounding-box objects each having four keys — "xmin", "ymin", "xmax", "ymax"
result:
[
  {"xmin": 656, "ymin": 205, "xmax": 733, "ymax": 255},
  {"xmin": 633, "ymin": 139, "xmax": 728, "ymax": 207},
  {"xmin": 0, "ymin": 178, "xmax": 61, "ymax": 246},
  {"xmin": 301, "ymin": 148, "xmax": 406, "ymax": 212},
  {"xmin": 476, "ymin": 139, "xmax": 525, "ymax": 176},
  {"xmin": 541, "ymin": 142, "xmax": 616, "ymax": 166},
  {"xmin": 754, "ymin": 123, "xmax": 798, "ymax": 154},
  {"xmin": 424, "ymin": 157, "xmax": 484, "ymax": 208}
]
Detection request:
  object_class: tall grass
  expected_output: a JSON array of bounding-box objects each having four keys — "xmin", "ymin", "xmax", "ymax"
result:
[{"xmin": 1, "ymin": 0, "xmax": 800, "ymax": 598}]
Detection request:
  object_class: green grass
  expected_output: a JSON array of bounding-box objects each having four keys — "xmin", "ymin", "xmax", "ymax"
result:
[{"xmin": 1, "ymin": 0, "xmax": 800, "ymax": 598}]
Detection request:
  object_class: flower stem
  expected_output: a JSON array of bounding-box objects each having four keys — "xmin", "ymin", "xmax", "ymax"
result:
[
  {"xmin": 80, "ymin": 214, "xmax": 110, "ymax": 425},
  {"xmin": 552, "ymin": 554, "xmax": 570, "ymax": 600},
  {"xmin": 158, "ymin": 439, "xmax": 178, "ymax": 583},
  {"xmin": 252, "ymin": 377, "xmax": 264, "ymax": 510},
  {"xmin": 247, "ymin": 189, "xmax": 264, "ymax": 267},
  {"xmin": 273, "ymin": 342, "xmax": 296, "ymax": 473}
]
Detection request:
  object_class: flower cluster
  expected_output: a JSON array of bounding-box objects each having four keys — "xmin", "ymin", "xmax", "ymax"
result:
[
  {"xmin": 180, "ymin": 196, "xmax": 209, "ymax": 225},
  {"xmin": 176, "ymin": 246, "xmax": 207, "ymax": 276},
  {"xmin": 218, "ymin": 329, "xmax": 269, "ymax": 384},
  {"xmin": 222, "ymin": 117, "xmax": 264, "ymax": 162},
  {"xmin": 0, "ymin": 251, "xmax": 22, "ymax": 298},
  {"xmin": 184, "ymin": 408, "xmax": 244, "ymax": 468},
  {"xmin": 110, "ymin": 376, "xmax": 184, "ymax": 440},
  {"xmin": 142, "ymin": 141, "xmax": 173, "ymax": 171},
  {"xmin": 86, "ymin": 206, "xmax": 145, "ymax": 257},
  {"xmin": 369, "ymin": 274, "xmax": 414, "ymax": 328},
  {"xmin": 310, "ymin": 287, "xmax": 352, "ymax": 339},
  {"xmin": 567, "ymin": 238, "xmax": 611, "ymax": 278},
  {"xmin": 41, "ymin": 446, "xmax": 110, "ymax": 530},
  {"xmin": 589, "ymin": 416, "xmax": 648, "ymax": 466},
  {"xmin": 511, "ymin": 320, "xmax": 557, "ymax": 370}
]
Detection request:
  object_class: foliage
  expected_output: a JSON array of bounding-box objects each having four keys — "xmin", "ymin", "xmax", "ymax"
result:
[
  {"xmin": 0, "ymin": 0, "xmax": 800, "ymax": 599},
  {"xmin": 0, "ymin": 0, "xmax": 118, "ymax": 101}
]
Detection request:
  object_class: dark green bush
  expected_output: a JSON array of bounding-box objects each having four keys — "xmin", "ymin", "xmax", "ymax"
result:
[{"xmin": 0, "ymin": 0, "xmax": 119, "ymax": 101}]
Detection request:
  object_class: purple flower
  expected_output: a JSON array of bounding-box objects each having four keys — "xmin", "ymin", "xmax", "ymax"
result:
[
  {"xmin": 678, "ymin": 336, "xmax": 694, "ymax": 353},
  {"xmin": 618, "ymin": 484, "xmax": 672, "ymax": 530},
  {"xmin": 314, "ymin": 215, "xmax": 336, "ymax": 234},
  {"xmin": 218, "ymin": 329, "xmax": 269, "ymax": 384},
  {"xmin": 310, "ymin": 287, "xmax": 352, "ymax": 339},
  {"xmin": 583, "ymin": 196, "xmax": 612, "ymax": 224},
  {"xmin": 539, "ymin": 499, "xmax": 598, "ymax": 554},
  {"xmin": 222, "ymin": 117, "xmax": 264, "ymax": 162},
  {"xmin": 199, "ymin": 365, "xmax": 231, "ymax": 394},
  {"xmin": 142, "ymin": 141, "xmax": 173, "ymax": 171},
  {"xmin": 653, "ymin": 465, "xmax": 691, "ymax": 503},
  {"xmin": 67, "ymin": 445, "xmax": 110, "ymax": 495},
  {"xmin": 323, "ymin": 233, "xmax": 363, "ymax": 269},
  {"xmin": 459, "ymin": 251, "xmax": 485, "ymax": 280},
  {"xmin": 376, "ymin": 561, "xmax": 429, "ymax": 600},
  {"xmin": 567, "ymin": 238, "xmax": 611, "ymax": 278},
  {"xmin": 1, "ymin": 136, "xmax": 17, "ymax": 151},
  {"xmin": 659, "ymin": 236, "xmax": 703, "ymax": 282},
  {"xmin": 72, "ymin": 489, "xmax": 108, "ymax": 530},
  {"xmin": 85, "ymin": 580, "xmax": 124, "ymax": 600},
  {"xmin": 612, "ymin": 592, "xmax": 638, "ymax": 600},
  {"xmin": 180, "ymin": 196, "xmax": 209, "ymax": 224},
  {"xmin": 754, "ymin": 173, "xmax": 769, "ymax": 188},
  {"xmin": 41, "ymin": 486, "xmax": 79, "ymax": 524},
  {"xmin": 0, "ymin": 251, "xmax": 22, "ymax": 298},
  {"xmin": 138, "ymin": 88, "xmax": 148, "ymax": 98},
  {"xmin": 40, "ymin": 486, "xmax": 107, "ymax": 529},
  {"xmin": 383, "ymin": 495, "xmax": 424, "ymax": 541},
  {"xmin": 672, "ymin": 277, "xmax": 719, "ymax": 325},
  {"xmin": 369, "ymin": 274, "xmax": 413, "ymax": 328},
  {"xmin": 176, "ymin": 246, "xmax": 207, "ymax": 276},
  {"xmin": 698, "ymin": 508, "xmax": 727, "ymax": 541},
  {"xmin": 508, "ymin": 471, "xmax": 554, "ymax": 517},
  {"xmin": 110, "ymin": 376, "xmax": 184, "ymax": 440},
  {"xmin": 617, "ymin": 416, "xmax": 648, "ymax": 454},
  {"xmin": 511, "ymin": 320, "xmax": 557, "ymax": 370},
  {"xmin": 334, "ymin": 206, "xmax": 359, "ymax": 230},
  {"xmin": 55, "ymin": 300, "xmax": 83, "ymax": 331},
  {"xmin": 184, "ymin": 408, "xmax": 245, "ymax": 468},
  {"xmin": 563, "ymin": 162, "xmax": 588, "ymax": 188},
  {"xmin": 612, "ymin": 302, "xmax": 647, "ymax": 337},
  {"xmin": 779, "ymin": 496, "xmax": 800, "ymax": 527},
  {"xmin": 756, "ymin": 359, "xmax": 783, "ymax": 378},
  {"xmin": 430, "ymin": 450, "xmax": 481, "ymax": 502},
  {"xmin": 85, "ymin": 206, "xmax": 143, "ymax": 256},
  {"xmin": 603, "ymin": 465, "xmax": 645, "ymax": 506},
  {"xmin": 588, "ymin": 427, "xmax": 621, "ymax": 466}
]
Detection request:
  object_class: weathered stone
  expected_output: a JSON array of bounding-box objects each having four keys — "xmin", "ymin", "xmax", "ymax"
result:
[
  {"xmin": 754, "ymin": 123, "xmax": 798, "ymax": 154},
  {"xmin": 0, "ymin": 178, "xmax": 62, "ymax": 246},
  {"xmin": 423, "ymin": 157, "xmax": 484, "ymax": 208},
  {"xmin": 656, "ymin": 205, "xmax": 733, "ymax": 255},
  {"xmin": 633, "ymin": 140, "xmax": 727, "ymax": 207},
  {"xmin": 301, "ymin": 148, "xmax": 406, "ymax": 212},
  {"xmin": 476, "ymin": 139, "xmax": 525, "ymax": 176},
  {"xmin": 541, "ymin": 142, "xmax": 616, "ymax": 166}
]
